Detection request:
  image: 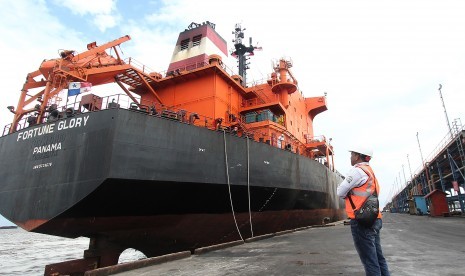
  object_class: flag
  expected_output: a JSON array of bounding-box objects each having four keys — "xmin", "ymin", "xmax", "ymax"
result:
[{"xmin": 68, "ymin": 82, "xmax": 92, "ymax": 96}]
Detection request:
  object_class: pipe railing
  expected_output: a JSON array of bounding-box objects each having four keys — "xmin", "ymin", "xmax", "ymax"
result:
[{"xmin": 2, "ymin": 93, "xmax": 253, "ymax": 137}]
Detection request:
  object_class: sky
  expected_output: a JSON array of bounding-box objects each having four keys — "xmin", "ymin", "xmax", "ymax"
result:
[{"xmin": 1, "ymin": 0, "xmax": 465, "ymax": 225}]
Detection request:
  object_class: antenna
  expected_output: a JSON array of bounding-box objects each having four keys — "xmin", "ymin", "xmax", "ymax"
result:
[
  {"xmin": 416, "ymin": 132, "xmax": 425, "ymax": 168},
  {"xmin": 406, "ymin": 154, "xmax": 413, "ymax": 180},
  {"xmin": 402, "ymin": 164, "xmax": 407, "ymax": 185},
  {"xmin": 438, "ymin": 84, "xmax": 453, "ymax": 138},
  {"xmin": 416, "ymin": 132, "xmax": 432, "ymax": 193},
  {"xmin": 231, "ymin": 23, "xmax": 261, "ymax": 86}
]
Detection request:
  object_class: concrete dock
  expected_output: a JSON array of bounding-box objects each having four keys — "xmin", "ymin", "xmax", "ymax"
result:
[{"xmin": 89, "ymin": 213, "xmax": 465, "ymax": 276}]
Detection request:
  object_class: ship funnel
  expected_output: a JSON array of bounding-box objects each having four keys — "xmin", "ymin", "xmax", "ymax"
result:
[{"xmin": 167, "ymin": 21, "xmax": 227, "ymax": 74}]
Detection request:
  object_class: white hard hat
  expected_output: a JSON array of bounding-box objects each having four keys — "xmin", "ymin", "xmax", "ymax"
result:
[{"xmin": 348, "ymin": 146, "xmax": 373, "ymax": 157}]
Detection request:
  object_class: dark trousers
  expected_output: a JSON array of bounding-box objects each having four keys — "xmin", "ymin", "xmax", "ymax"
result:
[{"xmin": 350, "ymin": 218, "xmax": 390, "ymax": 276}]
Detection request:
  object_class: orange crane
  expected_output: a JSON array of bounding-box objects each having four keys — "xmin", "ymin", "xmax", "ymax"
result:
[{"xmin": 8, "ymin": 35, "xmax": 163, "ymax": 133}]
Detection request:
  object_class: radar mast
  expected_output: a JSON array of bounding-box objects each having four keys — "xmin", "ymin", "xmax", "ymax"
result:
[{"xmin": 231, "ymin": 23, "xmax": 261, "ymax": 86}]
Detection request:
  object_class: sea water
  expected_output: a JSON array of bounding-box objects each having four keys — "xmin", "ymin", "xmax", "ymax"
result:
[{"xmin": 0, "ymin": 228, "xmax": 145, "ymax": 275}]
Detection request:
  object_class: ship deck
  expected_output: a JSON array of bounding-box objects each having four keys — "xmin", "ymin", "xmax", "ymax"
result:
[{"xmin": 85, "ymin": 213, "xmax": 465, "ymax": 276}]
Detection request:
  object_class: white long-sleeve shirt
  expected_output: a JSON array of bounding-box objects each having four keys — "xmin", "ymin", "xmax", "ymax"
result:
[{"xmin": 337, "ymin": 162, "xmax": 369, "ymax": 198}]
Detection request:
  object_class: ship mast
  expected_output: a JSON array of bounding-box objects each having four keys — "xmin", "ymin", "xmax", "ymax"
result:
[{"xmin": 231, "ymin": 23, "xmax": 260, "ymax": 86}]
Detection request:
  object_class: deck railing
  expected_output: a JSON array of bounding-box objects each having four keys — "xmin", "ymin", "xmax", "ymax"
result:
[
  {"xmin": 1, "ymin": 93, "xmax": 255, "ymax": 138},
  {"xmin": 411, "ymin": 125, "xmax": 465, "ymax": 179}
]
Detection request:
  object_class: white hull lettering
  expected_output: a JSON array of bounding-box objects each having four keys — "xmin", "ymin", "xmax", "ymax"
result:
[
  {"xmin": 33, "ymin": 142, "xmax": 62, "ymax": 155},
  {"xmin": 17, "ymin": 115, "xmax": 90, "ymax": 142},
  {"xmin": 17, "ymin": 124, "xmax": 55, "ymax": 141},
  {"xmin": 33, "ymin": 162, "xmax": 53, "ymax": 170},
  {"xmin": 58, "ymin": 115, "xmax": 90, "ymax": 131}
]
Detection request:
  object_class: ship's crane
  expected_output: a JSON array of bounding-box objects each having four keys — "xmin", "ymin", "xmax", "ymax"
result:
[{"xmin": 7, "ymin": 36, "xmax": 163, "ymax": 133}]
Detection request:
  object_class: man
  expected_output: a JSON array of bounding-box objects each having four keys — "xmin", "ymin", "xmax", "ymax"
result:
[
  {"xmin": 231, "ymin": 126, "xmax": 238, "ymax": 136},
  {"xmin": 337, "ymin": 147, "xmax": 390, "ymax": 276},
  {"xmin": 277, "ymin": 134, "xmax": 285, "ymax": 149}
]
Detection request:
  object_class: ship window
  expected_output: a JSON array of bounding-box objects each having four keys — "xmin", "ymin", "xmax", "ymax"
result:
[
  {"xmin": 192, "ymin": 35, "xmax": 202, "ymax": 46},
  {"xmin": 181, "ymin": 39, "xmax": 190, "ymax": 50},
  {"xmin": 294, "ymin": 107, "xmax": 296, "ymax": 112},
  {"xmin": 290, "ymin": 121, "xmax": 292, "ymax": 126}
]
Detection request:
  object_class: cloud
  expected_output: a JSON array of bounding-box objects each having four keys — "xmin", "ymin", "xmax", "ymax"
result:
[
  {"xmin": 53, "ymin": 0, "xmax": 120, "ymax": 31},
  {"xmin": 53, "ymin": 0, "xmax": 116, "ymax": 15},
  {"xmin": 92, "ymin": 13, "xmax": 120, "ymax": 32},
  {"xmin": 0, "ymin": 0, "xmax": 83, "ymax": 134}
]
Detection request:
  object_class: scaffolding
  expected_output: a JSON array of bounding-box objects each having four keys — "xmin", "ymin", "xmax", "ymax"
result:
[{"xmin": 387, "ymin": 123, "xmax": 465, "ymax": 215}]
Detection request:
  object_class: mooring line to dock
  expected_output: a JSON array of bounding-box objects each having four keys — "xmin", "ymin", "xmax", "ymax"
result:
[
  {"xmin": 246, "ymin": 136, "xmax": 254, "ymax": 237},
  {"xmin": 223, "ymin": 130, "xmax": 244, "ymax": 241}
]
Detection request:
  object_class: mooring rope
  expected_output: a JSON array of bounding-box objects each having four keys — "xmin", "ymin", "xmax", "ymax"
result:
[
  {"xmin": 246, "ymin": 136, "xmax": 254, "ymax": 237},
  {"xmin": 223, "ymin": 130, "xmax": 244, "ymax": 241}
]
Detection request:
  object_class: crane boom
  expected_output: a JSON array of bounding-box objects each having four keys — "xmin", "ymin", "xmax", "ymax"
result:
[
  {"xmin": 71, "ymin": 35, "xmax": 131, "ymax": 63},
  {"xmin": 9, "ymin": 35, "xmax": 162, "ymax": 133}
]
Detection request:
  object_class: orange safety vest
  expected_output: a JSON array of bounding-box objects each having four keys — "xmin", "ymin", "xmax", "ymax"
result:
[{"xmin": 345, "ymin": 163, "xmax": 382, "ymax": 219}]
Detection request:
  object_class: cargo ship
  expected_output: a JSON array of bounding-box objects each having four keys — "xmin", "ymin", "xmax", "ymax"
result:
[{"xmin": 0, "ymin": 22, "xmax": 344, "ymax": 274}]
